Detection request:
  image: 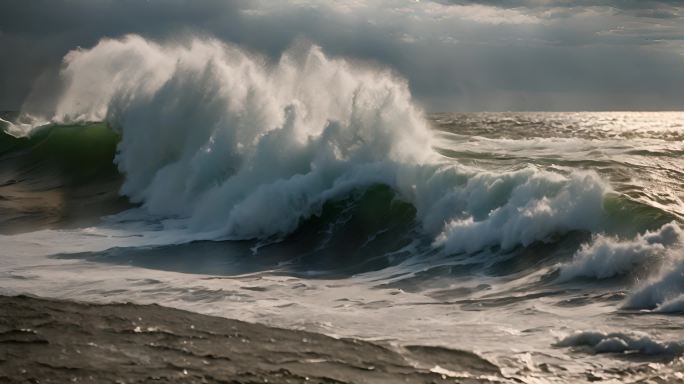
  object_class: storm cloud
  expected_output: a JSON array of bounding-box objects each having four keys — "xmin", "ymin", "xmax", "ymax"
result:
[{"xmin": 1, "ymin": 0, "xmax": 683, "ymax": 111}]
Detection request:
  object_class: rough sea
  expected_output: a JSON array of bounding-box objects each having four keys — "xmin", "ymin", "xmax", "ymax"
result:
[{"xmin": 1, "ymin": 36, "xmax": 683, "ymax": 382}]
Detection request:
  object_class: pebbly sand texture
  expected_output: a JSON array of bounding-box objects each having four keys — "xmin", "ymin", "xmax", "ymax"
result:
[{"xmin": 0, "ymin": 295, "xmax": 501, "ymax": 383}]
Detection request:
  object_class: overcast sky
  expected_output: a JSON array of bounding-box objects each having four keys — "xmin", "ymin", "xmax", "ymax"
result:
[{"xmin": 1, "ymin": 0, "xmax": 683, "ymax": 111}]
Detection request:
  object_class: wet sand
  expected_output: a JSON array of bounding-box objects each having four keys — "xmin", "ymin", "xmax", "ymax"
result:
[{"xmin": 0, "ymin": 295, "xmax": 501, "ymax": 383}]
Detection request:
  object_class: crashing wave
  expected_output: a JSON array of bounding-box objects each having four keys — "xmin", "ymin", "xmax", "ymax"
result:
[{"xmin": 9, "ymin": 34, "xmax": 610, "ymax": 252}]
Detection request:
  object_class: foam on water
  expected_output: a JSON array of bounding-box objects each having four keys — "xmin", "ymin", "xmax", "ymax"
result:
[
  {"xmin": 557, "ymin": 222, "xmax": 682, "ymax": 281},
  {"xmin": 554, "ymin": 222, "xmax": 684, "ymax": 313},
  {"xmin": 625, "ymin": 255, "xmax": 684, "ymax": 312},
  {"xmin": 556, "ymin": 330, "xmax": 684, "ymax": 356}
]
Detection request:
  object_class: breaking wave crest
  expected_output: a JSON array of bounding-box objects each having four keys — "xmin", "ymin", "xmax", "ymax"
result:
[
  {"xmin": 553, "ymin": 222, "xmax": 684, "ymax": 313},
  {"xmin": 625, "ymin": 255, "xmax": 684, "ymax": 313},
  {"xmin": 556, "ymin": 330, "xmax": 684, "ymax": 356},
  {"xmin": 5, "ymin": 35, "xmax": 615, "ymax": 253},
  {"xmin": 557, "ymin": 222, "xmax": 682, "ymax": 282}
]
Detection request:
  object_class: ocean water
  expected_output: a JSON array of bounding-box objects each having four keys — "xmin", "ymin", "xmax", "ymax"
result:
[{"xmin": 1, "ymin": 35, "xmax": 684, "ymax": 382}]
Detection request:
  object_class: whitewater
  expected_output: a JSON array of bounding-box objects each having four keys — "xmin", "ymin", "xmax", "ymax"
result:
[{"xmin": 1, "ymin": 35, "xmax": 684, "ymax": 382}]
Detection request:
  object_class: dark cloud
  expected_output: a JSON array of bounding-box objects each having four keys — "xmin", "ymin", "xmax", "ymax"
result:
[
  {"xmin": 1, "ymin": 0, "xmax": 683, "ymax": 111},
  {"xmin": 435, "ymin": 1, "xmax": 684, "ymax": 22},
  {"xmin": 435, "ymin": 0, "xmax": 683, "ymax": 10}
]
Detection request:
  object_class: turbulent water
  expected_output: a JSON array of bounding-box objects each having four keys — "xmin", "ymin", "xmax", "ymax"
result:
[{"xmin": 1, "ymin": 35, "xmax": 684, "ymax": 382}]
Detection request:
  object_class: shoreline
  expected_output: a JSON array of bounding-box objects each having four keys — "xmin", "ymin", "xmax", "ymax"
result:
[{"xmin": 0, "ymin": 294, "xmax": 500, "ymax": 384}]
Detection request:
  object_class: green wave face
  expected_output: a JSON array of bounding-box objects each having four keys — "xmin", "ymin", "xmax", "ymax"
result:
[
  {"xmin": 0, "ymin": 123, "xmax": 129, "ymax": 233},
  {"xmin": 602, "ymin": 193, "xmax": 679, "ymax": 235},
  {"xmin": 284, "ymin": 184, "xmax": 419, "ymax": 274},
  {"xmin": 0, "ymin": 122, "xmax": 120, "ymax": 182}
]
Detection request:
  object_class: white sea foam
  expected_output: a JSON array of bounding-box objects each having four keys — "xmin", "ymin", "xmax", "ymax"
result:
[
  {"xmin": 557, "ymin": 222, "xmax": 682, "ymax": 281},
  {"xmin": 556, "ymin": 330, "xmax": 684, "ymax": 355},
  {"xmin": 625, "ymin": 256, "xmax": 684, "ymax": 312},
  {"xmin": 11, "ymin": 35, "xmax": 610, "ymax": 252},
  {"xmin": 555, "ymin": 221, "xmax": 684, "ymax": 313},
  {"xmin": 655, "ymin": 295, "xmax": 684, "ymax": 313}
]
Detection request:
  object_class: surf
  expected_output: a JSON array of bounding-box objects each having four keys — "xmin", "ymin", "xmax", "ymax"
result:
[{"xmin": 4, "ymin": 35, "xmax": 684, "ymax": 307}]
